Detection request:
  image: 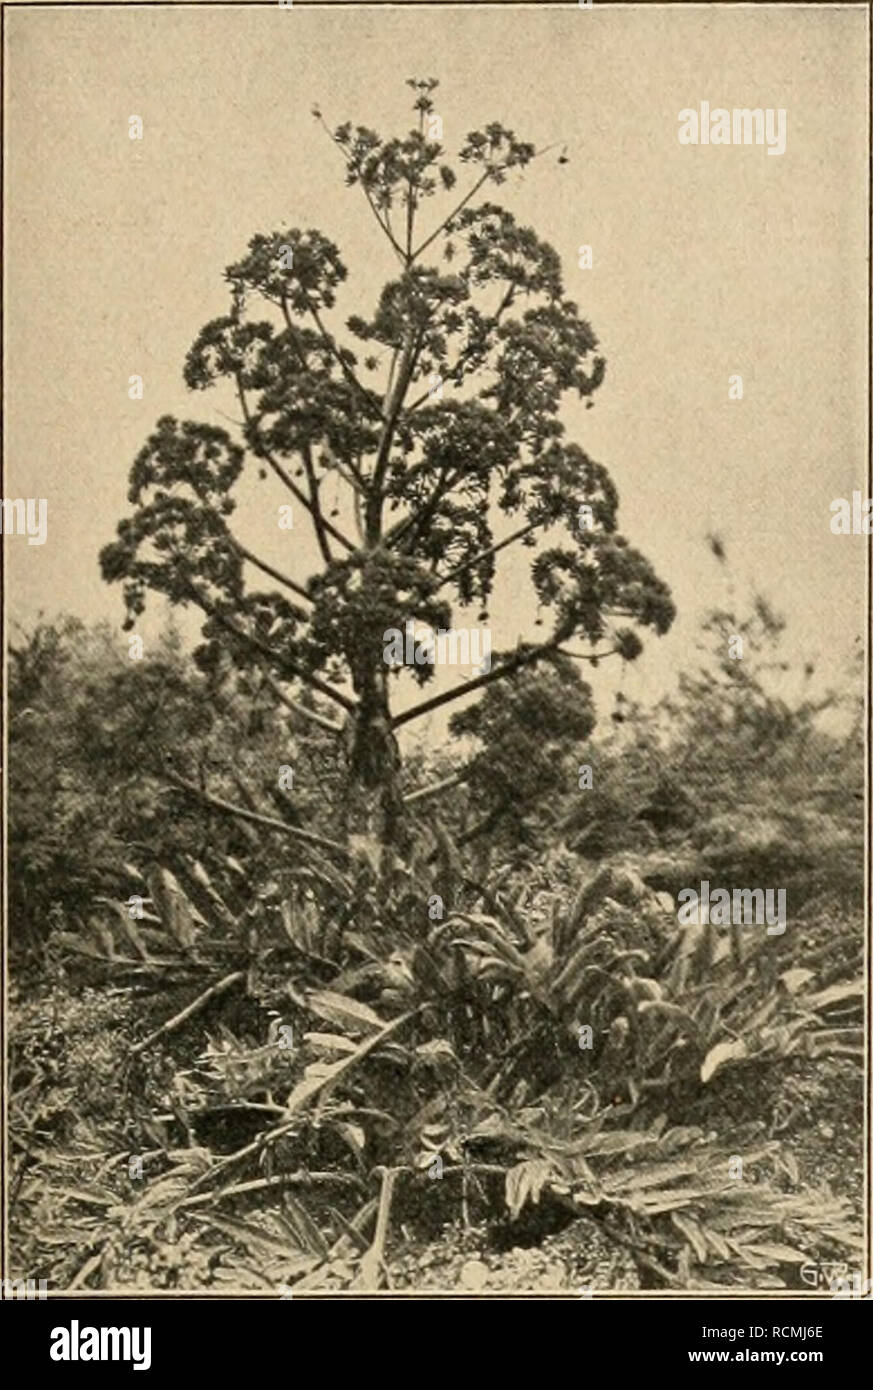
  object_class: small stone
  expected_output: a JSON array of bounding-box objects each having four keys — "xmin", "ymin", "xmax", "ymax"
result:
[{"xmin": 459, "ymin": 1259, "xmax": 489, "ymax": 1290}]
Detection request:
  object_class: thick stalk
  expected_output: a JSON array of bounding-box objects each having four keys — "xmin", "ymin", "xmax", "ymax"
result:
[{"xmin": 343, "ymin": 664, "xmax": 405, "ymax": 856}]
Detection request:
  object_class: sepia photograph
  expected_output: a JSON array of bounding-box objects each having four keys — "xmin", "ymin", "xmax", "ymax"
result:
[{"xmin": 2, "ymin": 0, "xmax": 870, "ymax": 1323}]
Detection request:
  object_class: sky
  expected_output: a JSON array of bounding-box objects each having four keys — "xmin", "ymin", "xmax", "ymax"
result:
[{"xmin": 4, "ymin": 1, "xmax": 869, "ymax": 746}]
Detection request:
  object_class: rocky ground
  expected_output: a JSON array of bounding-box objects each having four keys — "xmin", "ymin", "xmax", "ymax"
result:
[{"xmin": 389, "ymin": 1215, "xmax": 640, "ymax": 1292}]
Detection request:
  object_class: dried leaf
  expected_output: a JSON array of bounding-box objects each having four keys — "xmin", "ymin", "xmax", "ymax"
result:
[{"xmin": 306, "ymin": 990, "xmax": 385, "ymax": 1035}]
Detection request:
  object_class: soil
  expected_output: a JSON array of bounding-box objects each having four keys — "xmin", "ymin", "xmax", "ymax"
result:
[{"xmin": 389, "ymin": 1214, "xmax": 641, "ymax": 1292}]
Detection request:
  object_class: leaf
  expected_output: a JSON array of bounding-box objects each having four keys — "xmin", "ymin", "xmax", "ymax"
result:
[
  {"xmin": 637, "ymin": 1000, "xmax": 698, "ymax": 1030},
  {"xmin": 672, "ymin": 1212, "xmax": 708, "ymax": 1262},
  {"xmin": 778, "ymin": 967, "xmax": 815, "ymax": 995},
  {"xmin": 130, "ymin": 1176, "xmax": 188, "ymax": 1214},
  {"xmin": 53, "ymin": 1186, "xmax": 117, "ymax": 1209},
  {"xmin": 279, "ymin": 1195, "xmax": 331, "ymax": 1259},
  {"xmin": 303, "ymin": 1031, "xmax": 359, "ymax": 1057},
  {"xmin": 332, "ymin": 1121, "xmax": 367, "ymax": 1156},
  {"xmin": 348, "ymin": 834, "xmax": 381, "ymax": 876},
  {"xmin": 182, "ymin": 857, "xmax": 237, "ymax": 927},
  {"xmin": 212, "ymin": 1263, "xmax": 273, "ymax": 1289},
  {"xmin": 627, "ymin": 976, "xmax": 663, "ymax": 1003},
  {"xmin": 566, "ymin": 1154, "xmax": 602, "ymax": 1198},
  {"xmin": 195, "ymin": 1212, "xmax": 309, "ymax": 1265},
  {"xmin": 306, "ymin": 990, "xmax": 385, "ymax": 1035},
  {"xmin": 283, "ymin": 1011, "xmax": 416, "ymax": 1117},
  {"xmin": 505, "ymin": 1159, "xmax": 552, "ymax": 1221},
  {"xmin": 166, "ymin": 1148, "xmax": 213, "ymax": 1175},
  {"xmin": 421, "ymin": 1122, "xmax": 451, "ymax": 1147},
  {"xmin": 573, "ymin": 1129, "xmax": 659, "ymax": 1159},
  {"xmin": 776, "ymin": 1150, "xmax": 801, "ymax": 1186},
  {"xmin": 411, "ymin": 943, "xmax": 454, "ymax": 996},
  {"xmin": 699, "ymin": 1223, "xmax": 732, "ymax": 1260},
  {"xmin": 741, "ymin": 1242, "xmax": 808, "ymax": 1265},
  {"xmin": 605, "ymin": 1158, "xmax": 701, "ymax": 1195},
  {"xmin": 803, "ymin": 1027, "xmax": 863, "ymax": 1059},
  {"xmin": 52, "ymin": 932, "xmax": 103, "ymax": 959},
  {"xmin": 146, "ymin": 866, "xmax": 198, "ymax": 948},
  {"xmin": 656, "ymin": 1125, "xmax": 704, "ymax": 1154},
  {"xmin": 69, "ymin": 1248, "xmax": 107, "ymax": 1290},
  {"xmin": 414, "ymin": 1039, "xmax": 456, "ymax": 1063},
  {"xmin": 279, "ymin": 899, "xmax": 302, "ymax": 947},
  {"xmin": 111, "ymin": 906, "xmax": 151, "ymax": 961},
  {"xmin": 804, "ymin": 980, "xmax": 863, "ymax": 1011},
  {"xmin": 87, "ymin": 917, "xmax": 117, "ymax": 959},
  {"xmin": 701, "ymin": 1038, "xmax": 748, "ymax": 1084},
  {"xmin": 621, "ymin": 1187, "xmax": 720, "ymax": 1217}
]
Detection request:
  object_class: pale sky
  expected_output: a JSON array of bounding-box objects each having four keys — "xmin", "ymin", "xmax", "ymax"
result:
[{"xmin": 4, "ymin": 2, "xmax": 869, "ymax": 742}]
